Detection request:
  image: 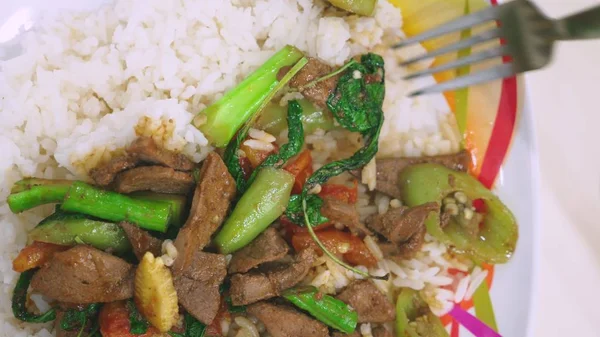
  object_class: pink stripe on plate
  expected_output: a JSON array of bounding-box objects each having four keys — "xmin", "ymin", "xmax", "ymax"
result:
[{"xmin": 449, "ymin": 304, "xmax": 502, "ymax": 337}]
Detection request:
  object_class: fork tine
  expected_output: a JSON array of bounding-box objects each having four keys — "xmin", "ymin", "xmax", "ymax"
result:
[
  {"xmin": 408, "ymin": 63, "xmax": 515, "ymax": 97},
  {"xmin": 391, "ymin": 5, "xmax": 505, "ymax": 49},
  {"xmin": 400, "ymin": 28, "xmax": 502, "ymax": 66},
  {"xmin": 403, "ymin": 45, "xmax": 509, "ymax": 80}
]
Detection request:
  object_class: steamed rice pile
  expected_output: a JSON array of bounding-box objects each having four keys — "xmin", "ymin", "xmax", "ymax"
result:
[{"xmin": 0, "ymin": 0, "xmax": 480, "ymax": 336}]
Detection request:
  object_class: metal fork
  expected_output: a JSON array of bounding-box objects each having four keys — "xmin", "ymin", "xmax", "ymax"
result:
[{"xmin": 394, "ymin": 0, "xmax": 600, "ymax": 97}]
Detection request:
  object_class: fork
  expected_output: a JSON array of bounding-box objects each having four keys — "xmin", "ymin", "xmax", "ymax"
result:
[{"xmin": 394, "ymin": 0, "xmax": 600, "ymax": 97}]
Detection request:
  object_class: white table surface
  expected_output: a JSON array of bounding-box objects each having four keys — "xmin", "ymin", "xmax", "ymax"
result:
[{"xmin": 527, "ymin": 0, "xmax": 600, "ymax": 336}]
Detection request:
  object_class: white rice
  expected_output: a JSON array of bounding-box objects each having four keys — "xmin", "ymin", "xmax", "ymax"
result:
[{"xmin": 0, "ymin": 0, "xmax": 472, "ymax": 335}]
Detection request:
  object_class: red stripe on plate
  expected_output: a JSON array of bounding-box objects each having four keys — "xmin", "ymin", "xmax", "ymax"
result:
[
  {"xmin": 478, "ymin": 0, "xmax": 518, "ymax": 189},
  {"xmin": 451, "ymin": 319, "xmax": 460, "ymax": 337}
]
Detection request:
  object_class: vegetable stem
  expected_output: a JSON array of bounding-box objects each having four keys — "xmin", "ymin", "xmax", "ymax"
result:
[
  {"xmin": 195, "ymin": 45, "xmax": 305, "ymax": 147},
  {"xmin": 12, "ymin": 269, "xmax": 56, "ymax": 323},
  {"xmin": 61, "ymin": 182, "xmax": 172, "ymax": 232},
  {"xmin": 8, "ymin": 179, "xmax": 72, "ymax": 213},
  {"xmin": 224, "ymin": 56, "xmax": 308, "ymax": 194},
  {"xmin": 282, "ymin": 286, "xmax": 357, "ymax": 333},
  {"xmin": 29, "ymin": 212, "xmax": 132, "ymax": 254}
]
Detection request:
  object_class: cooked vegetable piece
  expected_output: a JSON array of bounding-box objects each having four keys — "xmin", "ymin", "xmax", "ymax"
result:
[
  {"xmin": 7, "ymin": 179, "xmax": 72, "ymax": 213},
  {"xmin": 285, "ymin": 194, "xmax": 329, "ymax": 226},
  {"xmin": 129, "ymin": 192, "xmax": 188, "ymax": 226},
  {"xmin": 223, "ymin": 58, "xmax": 308, "ymax": 194},
  {"xmin": 283, "ymin": 286, "xmax": 358, "ymax": 334},
  {"xmin": 194, "ymin": 45, "xmax": 305, "ymax": 147},
  {"xmin": 395, "ymin": 288, "xmax": 449, "ymax": 337},
  {"xmin": 319, "ymin": 183, "xmax": 358, "ymax": 204},
  {"xmin": 12, "ymin": 241, "xmax": 69, "ymax": 272},
  {"xmin": 61, "ymin": 181, "xmax": 172, "ymax": 233},
  {"xmin": 244, "ymin": 100, "xmax": 305, "ymax": 188},
  {"xmin": 99, "ymin": 301, "xmax": 158, "ymax": 337},
  {"xmin": 225, "ymin": 99, "xmax": 305, "ymax": 195},
  {"xmin": 399, "ymin": 164, "xmax": 518, "ymax": 264},
  {"xmin": 12, "ymin": 269, "xmax": 56, "ymax": 323},
  {"xmin": 134, "ymin": 252, "xmax": 179, "ymax": 332},
  {"xmin": 28, "ymin": 212, "xmax": 132, "ymax": 254},
  {"xmin": 291, "ymin": 229, "xmax": 377, "ymax": 267},
  {"xmin": 284, "ymin": 149, "xmax": 314, "ymax": 194},
  {"xmin": 291, "ymin": 54, "xmax": 385, "ymax": 278},
  {"xmin": 255, "ymin": 99, "xmax": 335, "ymax": 135},
  {"xmin": 326, "ymin": 0, "xmax": 377, "ymax": 16},
  {"xmin": 214, "ymin": 168, "xmax": 294, "ymax": 254}
]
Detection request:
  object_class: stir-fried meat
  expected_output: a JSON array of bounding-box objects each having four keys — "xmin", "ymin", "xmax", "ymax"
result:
[
  {"xmin": 356, "ymin": 151, "xmax": 471, "ymax": 199},
  {"xmin": 173, "ymin": 251, "xmax": 227, "ymax": 324},
  {"xmin": 89, "ymin": 155, "xmax": 139, "ymax": 186},
  {"xmin": 172, "ymin": 152, "xmax": 236, "ymax": 275},
  {"xmin": 279, "ymin": 57, "xmax": 340, "ymax": 110},
  {"xmin": 336, "ymin": 280, "xmax": 395, "ymax": 323},
  {"xmin": 333, "ymin": 332, "xmax": 361, "ymax": 337},
  {"xmin": 373, "ymin": 326, "xmax": 394, "ymax": 337},
  {"xmin": 366, "ymin": 203, "xmax": 438, "ymax": 244},
  {"xmin": 127, "ymin": 137, "xmax": 195, "ymax": 171},
  {"xmin": 321, "ymin": 197, "xmax": 372, "ymax": 236},
  {"xmin": 113, "ymin": 166, "xmax": 194, "ymax": 194},
  {"xmin": 248, "ymin": 302, "xmax": 329, "ymax": 337},
  {"xmin": 379, "ymin": 226, "xmax": 427, "ymax": 261},
  {"xmin": 229, "ymin": 249, "xmax": 317, "ymax": 306},
  {"xmin": 228, "ymin": 228, "xmax": 289, "ymax": 274},
  {"xmin": 119, "ymin": 222, "xmax": 162, "ymax": 260},
  {"xmin": 31, "ymin": 245, "xmax": 134, "ymax": 303}
]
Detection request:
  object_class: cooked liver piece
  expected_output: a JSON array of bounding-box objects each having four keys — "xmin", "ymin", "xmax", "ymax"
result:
[
  {"xmin": 173, "ymin": 251, "xmax": 227, "ymax": 325},
  {"xmin": 373, "ymin": 326, "xmax": 394, "ymax": 337},
  {"xmin": 336, "ymin": 280, "xmax": 395, "ymax": 323},
  {"xmin": 89, "ymin": 155, "xmax": 139, "ymax": 186},
  {"xmin": 321, "ymin": 197, "xmax": 372, "ymax": 236},
  {"xmin": 228, "ymin": 228, "xmax": 289, "ymax": 274},
  {"xmin": 113, "ymin": 166, "xmax": 194, "ymax": 194},
  {"xmin": 172, "ymin": 152, "xmax": 236, "ymax": 275},
  {"xmin": 248, "ymin": 302, "xmax": 329, "ymax": 337},
  {"xmin": 363, "ymin": 151, "xmax": 471, "ymax": 199},
  {"xmin": 31, "ymin": 245, "xmax": 134, "ymax": 303},
  {"xmin": 119, "ymin": 222, "xmax": 162, "ymax": 260},
  {"xmin": 283, "ymin": 57, "xmax": 340, "ymax": 110},
  {"xmin": 366, "ymin": 203, "xmax": 438, "ymax": 244},
  {"xmin": 379, "ymin": 226, "xmax": 427, "ymax": 261},
  {"xmin": 229, "ymin": 249, "xmax": 316, "ymax": 306},
  {"xmin": 127, "ymin": 137, "xmax": 195, "ymax": 171}
]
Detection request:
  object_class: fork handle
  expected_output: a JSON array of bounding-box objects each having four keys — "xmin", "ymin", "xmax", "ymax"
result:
[{"xmin": 556, "ymin": 5, "xmax": 600, "ymax": 40}]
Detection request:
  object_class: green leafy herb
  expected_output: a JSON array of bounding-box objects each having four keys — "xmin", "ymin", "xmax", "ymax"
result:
[
  {"xmin": 126, "ymin": 300, "xmax": 150, "ymax": 335},
  {"xmin": 245, "ymin": 100, "xmax": 305, "ymax": 186},
  {"xmin": 284, "ymin": 194, "xmax": 328, "ymax": 226},
  {"xmin": 12, "ymin": 270, "xmax": 56, "ymax": 323},
  {"xmin": 60, "ymin": 303, "xmax": 100, "ymax": 331},
  {"xmin": 169, "ymin": 313, "xmax": 206, "ymax": 337},
  {"xmin": 225, "ymin": 96, "xmax": 306, "ymax": 195},
  {"xmin": 298, "ymin": 54, "xmax": 386, "ymax": 279}
]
